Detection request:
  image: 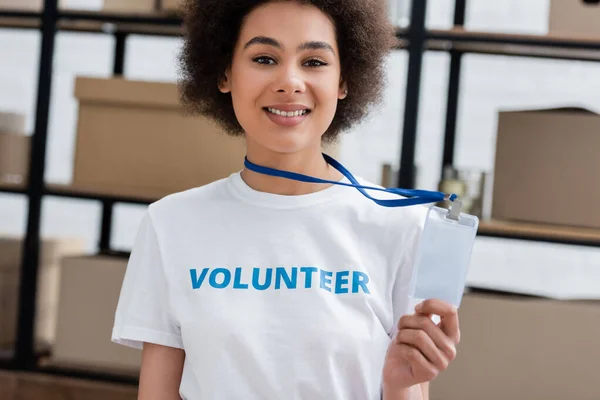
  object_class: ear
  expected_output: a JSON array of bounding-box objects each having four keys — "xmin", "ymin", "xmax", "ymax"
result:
[
  {"xmin": 338, "ymin": 80, "xmax": 348, "ymax": 100},
  {"xmin": 218, "ymin": 69, "xmax": 232, "ymax": 93}
]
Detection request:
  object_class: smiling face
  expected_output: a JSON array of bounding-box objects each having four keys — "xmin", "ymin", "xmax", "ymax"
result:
[{"xmin": 219, "ymin": 1, "xmax": 347, "ymax": 159}]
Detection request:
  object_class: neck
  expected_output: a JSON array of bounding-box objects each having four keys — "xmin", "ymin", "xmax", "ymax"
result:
[{"xmin": 240, "ymin": 147, "xmax": 343, "ymax": 196}]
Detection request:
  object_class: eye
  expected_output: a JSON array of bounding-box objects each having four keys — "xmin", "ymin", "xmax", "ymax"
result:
[
  {"xmin": 253, "ymin": 56, "xmax": 276, "ymax": 65},
  {"xmin": 304, "ymin": 59, "xmax": 328, "ymax": 68}
]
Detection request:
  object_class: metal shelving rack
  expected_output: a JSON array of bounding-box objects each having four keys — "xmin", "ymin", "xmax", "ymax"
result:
[{"xmin": 0, "ymin": 0, "xmax": 599, "ymax": 386}]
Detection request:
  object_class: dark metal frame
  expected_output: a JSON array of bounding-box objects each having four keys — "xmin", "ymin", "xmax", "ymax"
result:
[
  {"xmin": 441, "ymin": 0, "xmax": 466, "ymax": 172},
  {"xmin": 98, "ymin": 32, "xmax": 128, "ymax": 252},
  {"xmin": 397, "ymin": 0, "xmax": 427, "ymax": 189},
  {"xmin": 15, "ymin": 0, "xmax": 59, "ymax": 369},
  {"xmin": 1, "ymin": 0, "xmax": 600, "ymax": 385}
]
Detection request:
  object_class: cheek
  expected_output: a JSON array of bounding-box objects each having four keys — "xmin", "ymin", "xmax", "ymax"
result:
[
  {"xmin": 313, "ymin": 79, "xmax": 341, "ymax": 113},
  {"xmin": 230, "ymin": 63, "xmax": 263, "ymax": 102},
  {"xmin": 230, "ymin": 76, "xmax": 262, "ymax": 121},
  {"xmin": 313, "ymin": 71, "xmax": 342, "ymax": 98}
]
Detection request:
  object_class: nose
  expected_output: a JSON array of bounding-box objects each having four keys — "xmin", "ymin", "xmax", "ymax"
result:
[{"xmin": 272, "ymin": 63, "xmax": 306, "ymax": 94}]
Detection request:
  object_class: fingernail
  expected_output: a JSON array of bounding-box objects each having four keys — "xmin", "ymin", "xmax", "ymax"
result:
[{"xmin": 416, "ymin": 302, "xmax": 423, "ymax": 312}]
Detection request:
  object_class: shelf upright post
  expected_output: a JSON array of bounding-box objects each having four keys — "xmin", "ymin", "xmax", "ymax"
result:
[
  {"xmin": 14, "ymin": 0, "xmax": 59, "ymax": 369},
  {"xmin": 441, "ymin": 0, "xmax": 467, "ymax": 176},
  {"xmin": 397, "ymin": 0, "xmax": 428, "ymax": 189},
  {"xmin": 98, "ymin": 31, "xmax": 128, "ymax": 252}
]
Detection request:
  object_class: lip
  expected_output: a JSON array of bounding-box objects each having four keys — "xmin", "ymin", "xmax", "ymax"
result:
[
  {"xmin": 264, "ymin": 107, "xmax": 310, "ymax": 127},
  {"xmin": 264, "ymin": 104, "xmax": 311, "ymax": 112}
]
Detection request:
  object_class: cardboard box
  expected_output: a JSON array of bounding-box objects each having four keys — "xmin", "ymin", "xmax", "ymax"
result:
[
  {"xmin": 102, "ymin": 0, "xmax": 155, "ymax": 13},
  {"xmin": 492, "ymin": 108, "xmax": 600, "ymax": 229},
  {"xmin": 0, "ymin": 0, "xmax": 78, "ymax": 11},
  {"xmin": 0, "ymin": 112, "xmax": 26, "ymax": 134},
  {"xmin": 0, "ymin": 370, "xmax": 138, "ymax": 400},
  {"xmin": 0, "ymin": 133, "xmax": 30, "ymax": 186},
  {"xmin": 160, "ymin": 0, "xmax": 181, "ymax": 12},
  {"xmin": 51, "ymin": 255, "xmax": 142, "ymax": 374},
  {"xmin": 0, "ymin": 272, "xmax": 19, "ymax": 349},
  {"xmin": 549, "ymin": 0, "xmax": 600, "ymax": 38},
  {"xmin": 431, "ymin": 290, "xmax": 600, "ymax": 400},
  {"xmin": 72, "ymin": 76, "xmax": 249, "ymax": 200},
  {"xmin": 0, "ymin": 0, "xmax": 43, "ymax": 11},
  {"xmin": 0, "ymin": 237, "xmax": 85, "ymax": 348}
]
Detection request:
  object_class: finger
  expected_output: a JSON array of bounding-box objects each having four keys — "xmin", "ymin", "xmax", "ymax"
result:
[
  {"xmin": 396, "ymin": 343, "xmax": 438, "ymax": 382},
  {"xmin": 416, "ymin": 300, "xmax": 461, "ymax": 343},
  {"xmin": 396, "ymin": 329, "xmax": 449, "ymax": 371},
  {"xmin": 398, "ymin": 314, "xmax": 456, "ymax": 362}
]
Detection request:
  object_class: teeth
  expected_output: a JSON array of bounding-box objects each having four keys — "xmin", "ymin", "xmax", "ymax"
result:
[{"xmin": 267, "ymin": 108, "xmax": 308, "ymax": 117}]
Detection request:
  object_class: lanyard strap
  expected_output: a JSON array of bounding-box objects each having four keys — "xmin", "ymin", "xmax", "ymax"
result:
[{"xmin": 243, "ymin": 153, "xmax": 457, "ymax": 208}]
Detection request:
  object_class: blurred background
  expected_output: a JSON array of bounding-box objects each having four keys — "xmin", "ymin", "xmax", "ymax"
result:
[{"xmin": 1, "ymin": 0, "xmax": 600, "ymax": 399}]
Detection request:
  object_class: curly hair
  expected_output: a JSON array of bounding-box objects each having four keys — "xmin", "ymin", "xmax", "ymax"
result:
[{"xmin": 178, "ymin": 0, "xmax": 397, "ymax": 144}]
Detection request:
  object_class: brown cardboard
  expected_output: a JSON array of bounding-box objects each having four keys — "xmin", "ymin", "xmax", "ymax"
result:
[
  {"xmin": 0, "ymin": 273, "xmax": 19, "ymax": 350},
  {"xmin": 0, "ymin": 133, "xmax": 30, "ymax": 185},
  {"xmin": 72, "ymin": 76, "xmax": 248, "ymax": 199},
  {"xmin": 549, "ymin": 0, "xmax": 600, "ymax": 38},
  {"xmin": 492, "ymin": 108, "xmax": 600, "ymax": 229},
  {"xmin": 0, "ymin": 0, "xmax": 43, "ymax": 11},
  {"xmin": 161, "ymin": 0, "xmax": 181, "ymax": 12},
  {"xmin": 51, "ymin": 255, "xmax": 142, "ymax": 374},
  {"xmin": 0, "ymin": 111, "xmax": 26, "ymax": 134},
  {"xmin": 431, "ymin": 291, "xmax": 600, "ymax": 400},
  {"xmin": 0, "ymin": 237, "xmax": 85, "ymax": 348},
  {"xmin": 102, "ymin": 0, "xmax": 156, "ymax": 13}
]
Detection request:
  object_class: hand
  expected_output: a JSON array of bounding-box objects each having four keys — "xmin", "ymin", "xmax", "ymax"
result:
[{"xmin": 383, "ymin": 299, "xmax": 461, "ymax": 392}]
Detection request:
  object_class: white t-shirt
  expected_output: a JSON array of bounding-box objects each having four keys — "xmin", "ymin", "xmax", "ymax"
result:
[{"xmin": 112, "ymin": 170, "xmax": 427, "ymax": 400}]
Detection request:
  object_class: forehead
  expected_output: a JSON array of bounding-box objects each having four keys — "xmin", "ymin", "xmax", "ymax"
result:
[{"xmin": 239, "ymin": 2, "xmax": 338, "ymax": 47}]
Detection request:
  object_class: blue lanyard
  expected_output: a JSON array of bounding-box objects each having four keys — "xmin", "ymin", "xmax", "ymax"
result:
[{"xmin": 243, "ymin": 153, "xmax": 457, "ymax": 208}]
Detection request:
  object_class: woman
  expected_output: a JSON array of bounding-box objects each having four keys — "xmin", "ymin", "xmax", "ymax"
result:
[{"xmin": 112, "ymin": 0, "xmax": 461, "ymax": 399}]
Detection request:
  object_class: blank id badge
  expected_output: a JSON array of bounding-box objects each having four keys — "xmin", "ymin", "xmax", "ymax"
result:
[{"xmin": 408, "ymin": 205, "xmax": 479, "ymax": 310}]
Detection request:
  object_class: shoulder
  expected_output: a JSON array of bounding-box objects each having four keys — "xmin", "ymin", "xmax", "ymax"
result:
[{"xmin": 147, "ymin": 173, "xmax": 236, "ymax": 223}]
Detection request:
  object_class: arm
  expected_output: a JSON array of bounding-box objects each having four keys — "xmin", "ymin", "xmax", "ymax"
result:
[
  {"xmin": 420, "ymin": 382, "xmax": 429, "ymax": 400},
  {"xmin": 138, "ymin": 343, "xmax": 185, "ymax": 400},
  {"xmin": 382, "ymin": 383, "xmax": 428, "ymax": 400}
]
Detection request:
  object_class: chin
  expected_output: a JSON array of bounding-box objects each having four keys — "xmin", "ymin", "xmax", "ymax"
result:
[
  {"xmin": 263, "ymin": 141, "xmax": 312, "ymax": 155},
  {"xmin": 257, "ymin": 129, "xmax": 321, "ymax": 154}
]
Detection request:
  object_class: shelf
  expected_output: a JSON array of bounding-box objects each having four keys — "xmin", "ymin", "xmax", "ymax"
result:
[
  {"xmin": 0, "ymin": 369, "xmax": 138, "ymax": 397},
  {"xmin": 0, "ymin": 16, "xmax": 39, "ymax": 30},
  {"xmin": 0, "ymin": 181, "xmax": 27, "ymax": 195},
  {"xmin": 58, "ymin": 9, "xmax": 181, "ymax": 26},
  {"xmin": 427, "ymin": 28, "xmax": 600, "ymax": 61},
  {"xmin": 45, "ymin": 183, "xmax": 155, "ymax": 205},
  {"xmin": 0, "ymin": 8, "xmax": 180, "ymax": 25},
  {"xmin": 0, "ymin": 16, "xmax": 182, "ymax": 36},
  {"xmin": 429, "ymin": 28, "xmax": 600, "ymax": 50},
  {"xmin": 58, "ymin": 19, "xmax": 183, "ymax": 36},
  {"xmin": 0, "ymin": 9, "xmax": 41, "ymax": 19},
  {"xmin": 36, "ymin": 361, "xmax": 139, "ymax": 386},
  {"xmin": 1, "ymin": 181, "xmax": 159, "ymax": 205},
  {"xmin": 0, "ymin": 8, "xmax": 182, "ymax": 36},
  {"xmin": 427, "ymin": 40, "xmax": 600, "ymax": 62},
  {"xmin": 478, "ymin": 219, "xmax": 600, "ymax": 247}
]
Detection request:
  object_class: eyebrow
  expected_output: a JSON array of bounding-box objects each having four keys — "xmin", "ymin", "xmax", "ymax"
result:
[{"xmin": 244, "ymin": 36, "xmax": 335, "ymax": 55}]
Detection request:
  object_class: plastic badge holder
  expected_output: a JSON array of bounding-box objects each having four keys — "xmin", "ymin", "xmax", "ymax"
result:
[{"xmin": 408, "ymin": 203, "xmax": 479, "ymax": 310}]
